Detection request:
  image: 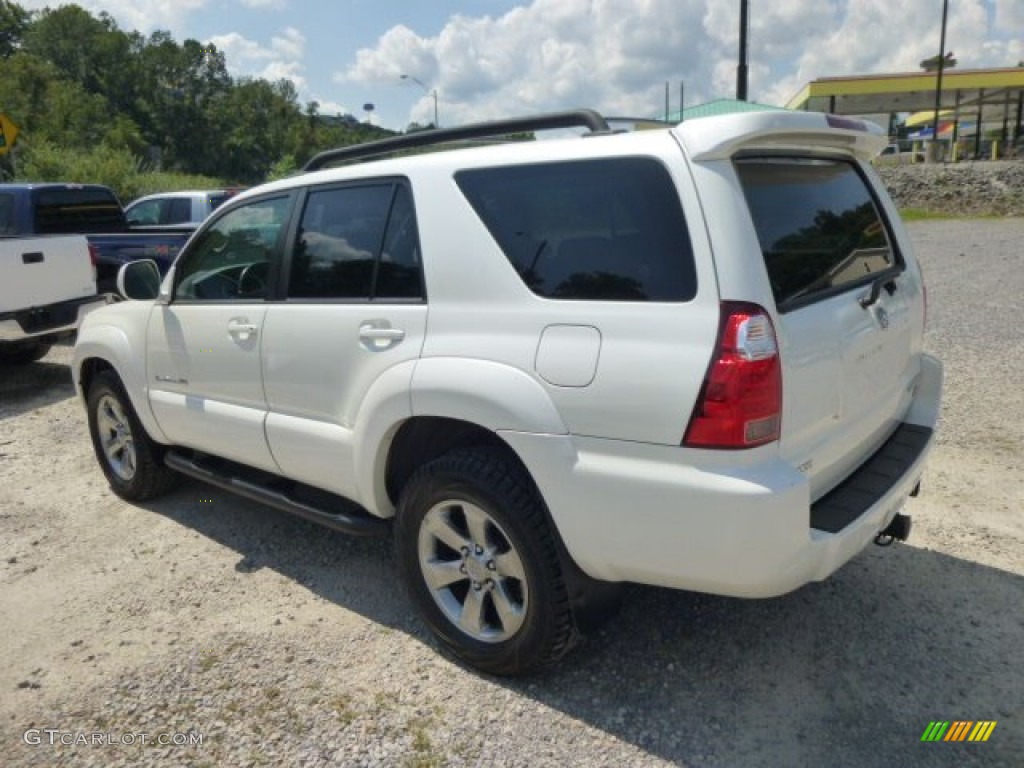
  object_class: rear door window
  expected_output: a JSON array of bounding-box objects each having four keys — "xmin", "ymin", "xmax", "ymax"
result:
[
  {"xmin": 287, "ymin": 182, "xmax": 423, "ymax": 301},
  {"xmin": 735, "ymin": 157, "xmax": 901, "ymax": 312},
  {"xmin": 166, "ymin": 198, "xmax": 192, "ymax": 224},
  {"xmin": 456, "ymin": 158, "xmax": 697, "ymax": 302}
]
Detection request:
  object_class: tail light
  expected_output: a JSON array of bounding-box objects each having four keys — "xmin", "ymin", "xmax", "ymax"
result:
[
  {"xmin": 683, "ymin": 302, "xmax": 782, "ymax": 449},
  {"xmin": 87, "ymin": 242, "xmax": 99, "ymax": 282}
]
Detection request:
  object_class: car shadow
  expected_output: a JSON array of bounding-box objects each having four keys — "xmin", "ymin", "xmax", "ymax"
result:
[
  {"xmin": 141, "ymin": 485, "xmax": 1023, "ymax": 767},
  {"xmin": 0, "ymin": 359, "xmax": 77, "ymax": 421}
]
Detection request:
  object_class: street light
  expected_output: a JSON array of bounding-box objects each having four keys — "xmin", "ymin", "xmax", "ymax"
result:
[{"xmin": 400, "ymin": 74, "xmax": 439, "ymax": 128}]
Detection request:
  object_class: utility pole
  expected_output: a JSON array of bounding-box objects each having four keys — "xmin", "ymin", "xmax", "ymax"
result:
[
  {"xmin": 930, "ymin": 0, "xmax": 950, "ymax": 160},
  {"xmin": 737, "ymin": 0, "xmax": 749, "ymax": 101}
]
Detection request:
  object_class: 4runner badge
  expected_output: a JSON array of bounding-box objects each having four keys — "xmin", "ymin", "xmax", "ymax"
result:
[{"xmin": 876, "ymin": 306, "xmax": 890, "ymax": 329}]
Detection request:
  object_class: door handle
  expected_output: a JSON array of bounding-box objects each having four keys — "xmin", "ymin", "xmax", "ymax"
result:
[
  {"xmin": 227, "ymin": 318, "xmax": 258, "ymax": 340},
  {"xmin": 359, "ymin": 322, "xmax": 405, "ymax": 350},
  {"xmin": 359, "ymin": 327, "xmax": 405, "ymax": 341}
]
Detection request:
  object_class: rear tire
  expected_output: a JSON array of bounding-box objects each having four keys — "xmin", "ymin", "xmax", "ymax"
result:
[
  {"xmin": 86, "ymin": 370, "xmax": 178, "ymax": 501},
  {"xmin": 0, "ymin": 342, "xmax": 51, "ymax": 365},
  {"xmin": 395, "ymin": 448, "xmax": 575, "ymax": 676}
]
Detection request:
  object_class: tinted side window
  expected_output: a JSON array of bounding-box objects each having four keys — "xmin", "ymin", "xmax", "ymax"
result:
[
  {"xmin": 289, "ymin": 185, "xmax": 391, "ymax": 299},
  {"xmin": 176, "ymin": 196, "xmax": 290, "ymax": 301},
  {"xmin": 32, "ymin": 187, "xmax": 125, "ymax": 234},
  {"xmin": 376, "ymin": 185, "xmax": 423, "ymax": 299},
  {"xmin": 456, "ymin": 158, "xmax": 697, "ymax": 302},
  {"xmin": 166, "ymin": 198, "xmax": 192, "ymax": 224},
  {"xmin": 288, "ymin": 183, "xmax": 424, "ymax": 301},
  {"xmin": 735, "ymin": 157, "xmax": 900, "ymax": 311},
  {"xmin": 208, "ymin": 193, "xmax": 230, "ymax": 212},
  {"xmin": 0, "ymin": 193, "xmax": 14, "ymax": 235}
]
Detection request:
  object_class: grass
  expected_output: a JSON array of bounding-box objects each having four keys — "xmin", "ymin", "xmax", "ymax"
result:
[
  {"xmin": 899, "ymin": 208, "xmax": 955, "ymax": 221},
  {"xmin": 899, "ymin": 207, "xmax": 1011, "ymax": 221},
  {"xmin": 404, "ymin": 716, "xmax": 445, "ymax": 768}
]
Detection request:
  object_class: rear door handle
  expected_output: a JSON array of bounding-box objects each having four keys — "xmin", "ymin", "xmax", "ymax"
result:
[{"xmin": 359, "ymin": 322, "xmax": 405, "ymax": 350}]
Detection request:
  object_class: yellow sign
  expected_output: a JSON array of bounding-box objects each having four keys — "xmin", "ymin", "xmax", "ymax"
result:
[{"xmin": 0, "ymin": 114, "xmax": 20, "ymax": 155}]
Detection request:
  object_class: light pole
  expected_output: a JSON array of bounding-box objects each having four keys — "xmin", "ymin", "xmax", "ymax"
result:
[{"xmin": 400, "ymin": 74, "xmax": 439, "ymax": 128}]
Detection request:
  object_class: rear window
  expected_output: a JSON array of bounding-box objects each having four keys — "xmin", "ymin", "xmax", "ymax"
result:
[
  {"xmin": 456, "ymin": 157, "xmax": 697, "ymax": 302},
  {"xmin": 735, "ymin": 157, "xmax": 900, "ymax": 312},
  {"xmin": 208, "ymin": 193, "xmax": 230, "ymax": 212},
  {"xmin": 0, "ymin": 193, "xmax": 14, "ymax": 235},
  {"xmin": 32, "ymin": 186, "xmax": 125, "ymax": 234}
]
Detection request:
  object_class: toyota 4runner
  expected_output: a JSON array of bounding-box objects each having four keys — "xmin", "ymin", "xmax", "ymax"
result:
[{"xmin": 72, "ymin": 109, "xmax": 942, "ymax": 675}]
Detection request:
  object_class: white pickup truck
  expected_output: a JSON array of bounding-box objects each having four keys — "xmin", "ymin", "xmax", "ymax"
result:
[
  {"xmin": 0, "ymin": 235, "xmax": 107, "ymax": 364},
  {"xmin": 124, "ymin": 189, "xmax": 238, "ymax": 227}
]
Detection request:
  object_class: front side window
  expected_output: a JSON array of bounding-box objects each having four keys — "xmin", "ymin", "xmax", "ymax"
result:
[
  {"xmin": 175, "ymin": 196, "xmax": 290, "ymax": 301},
  {"xmin": 456, "ymin": 158, "xmax": 697, "ymax": 302},
  {"xmin": 126, "ymin": 200, "xmax": 162, "ymax": 226},
  {"xmin": 736, "ymin": 157, "xmax": 901, "ymax": 312}
]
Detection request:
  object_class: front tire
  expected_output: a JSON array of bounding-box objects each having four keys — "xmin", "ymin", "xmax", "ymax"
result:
[
  {"xmin": 395, "ymin": 448, "xmax": 575, "ymax": 676},
  {"xmin": 86, "ymin": 370, "xmax": 178, "ymax": 501}
]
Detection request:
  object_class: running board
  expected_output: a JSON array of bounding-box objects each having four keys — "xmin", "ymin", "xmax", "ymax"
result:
[{"xmin": 164, "ymin": 450, "xmax": 390, "ymax": 538}]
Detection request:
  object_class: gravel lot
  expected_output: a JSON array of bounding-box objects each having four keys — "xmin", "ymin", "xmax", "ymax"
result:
[{"xmin": 1, "ymin": 219, "xmax": 1022, "ymax": 767}]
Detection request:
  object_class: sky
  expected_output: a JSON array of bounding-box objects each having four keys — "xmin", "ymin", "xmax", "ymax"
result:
[{"xmin": 15, "ymin": 0, "xmax": 1024, "ymax": 130}]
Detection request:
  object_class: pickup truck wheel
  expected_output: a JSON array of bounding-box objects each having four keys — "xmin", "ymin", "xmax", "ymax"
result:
[
  {"xmin": 87, "ymin": 370, "xmax": 177, "ymax": 501},
  {"xmin": 0, "ymin": 342, "xmax": 51, "ymax": 365},
  {"xmin": 395, "ymin": 448, "xmax": 575, "ymax": 676}
]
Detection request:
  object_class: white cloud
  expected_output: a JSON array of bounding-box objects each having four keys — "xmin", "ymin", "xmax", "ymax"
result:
[
  {"xmin": 239, "ymin": 0, "xmax": 287, "ymax": 8},
  {"xmin": 209, "ymin": 27, "xmax": 307, "ymax": 89},
  {"xmin": 340, "ymin": 0, "xmax": 714, "ymax": 125},
  {"xmin": 17, "ymin": 0, "xmax": 208, "ymax": 35},
  {"xmin": 340, "ymin": 0, "xmax": 1021, "ymax": 125}
]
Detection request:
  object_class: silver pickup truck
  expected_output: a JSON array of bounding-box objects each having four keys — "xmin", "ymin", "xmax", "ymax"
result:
[{"xmin": 0, "ymin": 234, "xmax": 107, "ymax": 364}]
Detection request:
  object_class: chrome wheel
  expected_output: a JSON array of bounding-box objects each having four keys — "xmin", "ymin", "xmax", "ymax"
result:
[
  {"xmin": 95, "ymin": 393, "xmax": 137, "ymax": 482},
  {"xmin": 418, "ymin": 499, "xmax": 528, "ymax": 643}
]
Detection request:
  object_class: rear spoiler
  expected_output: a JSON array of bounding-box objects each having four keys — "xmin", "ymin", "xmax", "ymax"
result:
[{"xmin": 674, "ymin": 111, "xmax": 887, "ymax": 162}]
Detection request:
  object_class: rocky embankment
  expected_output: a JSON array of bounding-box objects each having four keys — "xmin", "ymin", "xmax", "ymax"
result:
[{"xmin": 876, "ymin": 160, "xmax": 1024, "ymax": 217}]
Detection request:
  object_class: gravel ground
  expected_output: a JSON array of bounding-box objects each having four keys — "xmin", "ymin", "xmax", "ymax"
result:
[{"xmin": 1, "ymin": 219, "xmax": 1022, "ymax": 767}]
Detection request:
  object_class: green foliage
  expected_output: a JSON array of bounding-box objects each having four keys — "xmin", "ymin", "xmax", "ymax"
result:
[
  {"xmin": 267, "ymin": 154, "xmax": 300, "ymax": 181},
  {"xmin": 0, "ymin": 0, "xmax": 30, "ymax": 58},
  {"xmin": 0, "ymin": 1, "xmax": 399, "ymax": 188},
  {"xmin": 13, "ymin": 140, "xmax": 222, "ymax": 203}
]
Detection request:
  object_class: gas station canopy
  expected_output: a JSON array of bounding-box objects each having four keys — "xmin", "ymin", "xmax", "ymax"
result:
[{"xmin": 785, "ymin": 67, "xmax": 1024, "ymax": 130}]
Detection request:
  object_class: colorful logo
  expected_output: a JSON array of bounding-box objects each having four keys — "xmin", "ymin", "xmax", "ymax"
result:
[{"xmin": 921, "ymin": 721, "xmax": 997, "ymax": 742}]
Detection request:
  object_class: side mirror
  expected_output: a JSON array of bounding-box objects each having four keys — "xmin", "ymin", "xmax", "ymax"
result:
[{"xmin": 116, "ymin": 259, "xmax": 161, "ymax": 300}]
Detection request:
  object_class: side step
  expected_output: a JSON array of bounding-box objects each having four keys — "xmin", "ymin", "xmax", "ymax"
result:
[{"xmin": 165, "ymin": 450, "xmax": 390, "ymax": 538}]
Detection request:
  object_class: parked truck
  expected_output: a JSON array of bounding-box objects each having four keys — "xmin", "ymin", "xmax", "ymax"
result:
[
  {"xmin": 124, "ymin": 188, "xmax": 240, "ymax": 227},
  {"xmin": 0, "ymin": 183, "xmax": 194, "ymax": 294},
  {"xmin": 0, "ymin": 232, "xmax": 106, "ymax": 364}
]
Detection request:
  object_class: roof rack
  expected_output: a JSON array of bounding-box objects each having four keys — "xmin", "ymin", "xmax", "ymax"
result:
[{"xmin": 303, "ymin": 109, "xmax": 613, "ymax": 172}]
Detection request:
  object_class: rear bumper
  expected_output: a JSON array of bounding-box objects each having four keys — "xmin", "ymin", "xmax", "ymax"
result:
[
  {"xmin": 0, "ymin": 294, "xmax": 109, "ymax": 342},
  {"xmin": 501, "ymin": 353, "xmax": 942, "ymax": 598}
]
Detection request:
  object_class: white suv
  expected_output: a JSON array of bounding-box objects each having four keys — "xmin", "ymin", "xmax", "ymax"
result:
[{"xmin": 73, "ymin": 109, "xmax": 942, "ymax": 675}]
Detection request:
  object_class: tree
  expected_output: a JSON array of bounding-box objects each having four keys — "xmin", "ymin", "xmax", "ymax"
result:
[{"xmin": 0, "ymin": 0, "xmax": 30, "ymax": 58}]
